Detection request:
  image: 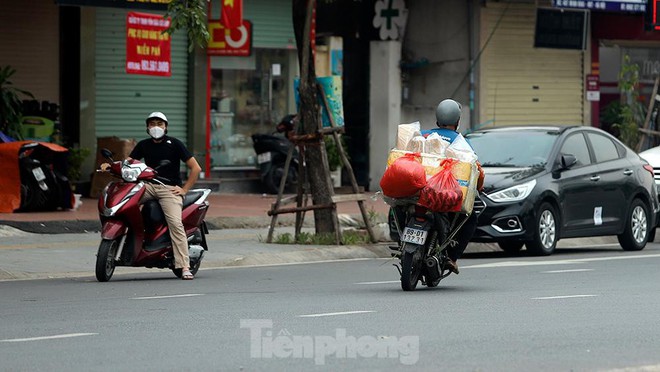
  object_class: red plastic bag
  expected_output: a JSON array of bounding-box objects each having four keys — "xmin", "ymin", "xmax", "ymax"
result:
[
  {"xmin": 418, "ymin": 158, "xmax": 463, "ymax": 212},
  {"xmin": 380, "ymin": 153, "xmax": 427, "ymax": 198}
]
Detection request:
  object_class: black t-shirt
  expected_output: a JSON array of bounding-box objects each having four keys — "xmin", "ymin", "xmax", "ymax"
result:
[{"xmin": 129, "ymin": 136, "xmax": 193, "ymax": 186}]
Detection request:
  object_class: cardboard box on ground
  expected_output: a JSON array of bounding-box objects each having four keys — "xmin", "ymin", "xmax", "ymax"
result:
[{"xmin": 90, "ymin": 137, "xmax": 137, "ymax": 198}]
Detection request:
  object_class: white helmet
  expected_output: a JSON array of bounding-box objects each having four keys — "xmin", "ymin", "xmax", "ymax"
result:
[
  {"xmin": 146, "ymin": 111, "xmax": 168, "ymax": 125},
  {"xmin": 435, "ymin": 99, "xmax": 462, "ymax": 129}
]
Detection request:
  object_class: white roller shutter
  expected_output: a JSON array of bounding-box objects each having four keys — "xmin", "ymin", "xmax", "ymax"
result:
[
  {"xmin": 95, "ymin": 7, "xmax": 189, "ymax": 144},
  {"xmin": 479, "ymin": 1, "xmax": 585, "ymax": 126}
]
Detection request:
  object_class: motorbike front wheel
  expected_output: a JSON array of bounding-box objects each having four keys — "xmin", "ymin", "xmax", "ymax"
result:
[
  {"xmin": 95, "ymin": 239, "xmax": 119, "ymax": 282},
  {"xmin": 401, "ymin": 245, "xmax": 423, "ymax": 291}
]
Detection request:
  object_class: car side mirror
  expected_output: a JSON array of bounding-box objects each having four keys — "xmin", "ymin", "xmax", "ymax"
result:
[{"xmin": 560, "ymin": 154, "xmax": 577, "ymax": 169}]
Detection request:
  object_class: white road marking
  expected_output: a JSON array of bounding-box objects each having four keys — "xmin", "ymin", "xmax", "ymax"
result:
[
  {"xmin": 532, "ymin": 295, "xmax": 597, "ymax": 300},
  {"xmin": 131, "ymin": 293, "xmax": 204, "ymax": 300},
  {"xmin": 465, "ymin": 253, "xmax": 660, "ymax": 269},
  {"xmin": 0, "ymin": 333, "xmax": 97, "ymax": 343},
  {"xmin": 603, "ymin": 364, "xmax": 660, "ymax": 372},
  {"xmin": 354, "ymin": 280, "xmax": 400, "ymax": 285},
  {"xmin": 298, "ymin": 310, "xmax": 376, "ymax": 318},
  {"xmin": 542, "ymin": 269, "xmax": 594, "ymax": 274}
]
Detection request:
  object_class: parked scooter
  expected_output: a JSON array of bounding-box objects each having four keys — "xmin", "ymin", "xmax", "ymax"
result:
[
  {"xmin": 251, "ymin": 115, "xmax": 299, "ymax": 194},
  {"xmin": 17, "ymin": 142, "xmax": 70, "ymax": 212},
  {"xmin": 95, "ymin": 149, "xmax": 211, "ymax": 282}
]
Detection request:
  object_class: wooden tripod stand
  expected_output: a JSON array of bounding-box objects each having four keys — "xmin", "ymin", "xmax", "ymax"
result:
[{"xmin": 266, "ymin": 84, "xmax": 376, "ymax": 244}]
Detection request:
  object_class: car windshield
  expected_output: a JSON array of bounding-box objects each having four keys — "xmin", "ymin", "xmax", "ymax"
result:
[{"xmin": 466, "ymin": 130, "xmax": 558, "ymax": 167}]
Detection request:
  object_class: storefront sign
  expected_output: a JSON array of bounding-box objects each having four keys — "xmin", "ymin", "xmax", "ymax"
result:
[
  {"xmin": 553, "ymin": 0, "xmax": 646, "ymax": 12},
  {"xmin": 126, "ymin": 12, "xmax": 172, "ymax": 76},
  {"xmin": 372, "ymin": 0, "xmax": 407, "ymax": 41},
  {"xmin": 586, "ymin": 74, "xmax": 600, "ymax": 101},
  {"xmin": 208, "ymin": 20, "xmax": 252, "ymax": 56},
  {"xmin": 55, "ymin": 0, "xmax": 170, "ymax": 10}
]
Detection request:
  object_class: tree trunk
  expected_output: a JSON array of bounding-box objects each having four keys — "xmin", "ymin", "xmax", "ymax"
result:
[{"xmin": 292, "ymin": 0, "xmax": 335, "ymax": 234}]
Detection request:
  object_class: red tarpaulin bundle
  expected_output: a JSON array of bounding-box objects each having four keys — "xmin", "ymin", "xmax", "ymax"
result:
[
  {"xmin": 418, "ymin": 158, "xmax": 463, "ymax": 212},
  {"xmin": 380, "ymin": 153, "xmax": 427, "ymax": 198}
]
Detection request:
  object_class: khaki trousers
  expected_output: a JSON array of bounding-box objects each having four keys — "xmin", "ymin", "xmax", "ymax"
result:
[{"xmin": 140, "ymin": 183, "xmax": 189, "ymax": 269}]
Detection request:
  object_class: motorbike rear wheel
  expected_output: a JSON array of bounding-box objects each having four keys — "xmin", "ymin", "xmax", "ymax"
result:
[
  {"xmin": 95, "ymin": 239, "xmax": 119, "ymax": 282},
  {"xmin": 401, "ymin": 245, "xmax": 423, "ymax": 291}
]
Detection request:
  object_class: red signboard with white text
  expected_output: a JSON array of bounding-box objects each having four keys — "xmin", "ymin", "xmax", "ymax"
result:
[
  {"xmin": 126, "ymin": 12, "xmax": 172, "ymax": 76},
  {"xmin": 207, "ymin": 19, "xmax": 252, "ymax": 56}
]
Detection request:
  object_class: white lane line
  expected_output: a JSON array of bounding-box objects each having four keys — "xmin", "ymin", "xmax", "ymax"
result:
[
  {"xmin": 354, "ymin": 280, "xmax": 400, "ymax": 285},
  {"xmin": 542, "ymin": 269, "xmax": 594, "ymax": 274},
  {"xmin": 0, "ymin": 333, "xmax": 98, "ymax": 343},
  {"xmin": 298, "ymin": 311, "xmax": 376, "ymax": 318},
  {"xmin": 532, "ymin": 295, "xmax": 597, "ymax": 300},
  {"xmin": 466, "ymin": 253, "xmax": 660, "ymax": 269},
  {"xmin": 131, "ymin": 293, "xmax": 204, "ymax": 300}
]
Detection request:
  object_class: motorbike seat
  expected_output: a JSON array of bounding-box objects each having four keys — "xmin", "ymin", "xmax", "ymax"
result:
[{"xmin": 183, "ymin": 190, "xmax": 205, "ymax": 208}]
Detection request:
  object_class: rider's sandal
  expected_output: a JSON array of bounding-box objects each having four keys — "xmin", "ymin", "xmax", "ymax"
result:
[{"xmin": 182, "ymin": 270, "xmax": 194, "ymax": 280}]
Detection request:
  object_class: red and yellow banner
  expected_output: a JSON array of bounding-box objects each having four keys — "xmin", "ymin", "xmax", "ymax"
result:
[
  {"xmin": 208, "ymin": 19, "xmax": 252, "ymax": 56},
  {"xmin": 126, "ymin": 12, "xmax": 172, "ymax": 77}
]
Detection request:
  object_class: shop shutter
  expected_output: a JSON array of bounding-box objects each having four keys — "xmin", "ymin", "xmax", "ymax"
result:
[
  {"xmin": 95, "ymin": 8, "xmax": 189, "ymax": 144},
  {"xmin": 479, "ymin": 1, "xmax": 585, "ymax": 126},
  {"xmin": 210, "ymin": 0, "xmax": 296, "ymax": 49},
  {"xmin": 0, "ymin": 0, "xmax": 59, "ymax": 103}
]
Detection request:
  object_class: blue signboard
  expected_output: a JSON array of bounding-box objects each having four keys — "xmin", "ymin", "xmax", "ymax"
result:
[{"xmin": 553, "ymin": 0, "xmax": 646, "ymax": 12}]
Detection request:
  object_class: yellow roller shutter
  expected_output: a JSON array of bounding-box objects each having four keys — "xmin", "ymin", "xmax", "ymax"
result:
[{"xmin": 479, "ymin": 1, "xmax": 585, "ymax": 127}]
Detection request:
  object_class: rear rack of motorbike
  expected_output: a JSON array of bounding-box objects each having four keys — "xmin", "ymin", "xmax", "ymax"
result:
[{"xmin": 383, "ymin": 194, "xmax": 473, "ymax": 254}]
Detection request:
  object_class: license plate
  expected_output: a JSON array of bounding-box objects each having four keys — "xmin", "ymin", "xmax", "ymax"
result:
[
  {"xmin": 31, "ymin": 167, "xmax": 46, "ymax": 181},
  {"xmin": 257, "ymin": 152, "xmax": 271, "ymax": 164},
  {"xmin": 401, "ymin": 227, "xmax": 428, "ymax": 245}
]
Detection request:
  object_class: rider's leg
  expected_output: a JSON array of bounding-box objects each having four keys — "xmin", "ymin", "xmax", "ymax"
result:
[{"xmin": 446, "ymin": 212, "xmax": 478, "ymax": 262}]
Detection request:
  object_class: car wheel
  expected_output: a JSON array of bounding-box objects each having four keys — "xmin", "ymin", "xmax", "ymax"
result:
[
  {"xmin": 617, "ymin": 198, "xmax": 649, "ymax": 251},
  {"xmin": 525, "ymin": 202, "xmax": 558, "ymax": 256},
  {"xmin": 497, "ymin": 241, "xmax": 524, "ymax": 253}
]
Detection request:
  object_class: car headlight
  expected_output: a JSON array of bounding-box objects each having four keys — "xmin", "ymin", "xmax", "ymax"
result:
[
  {"xmin": 487, "ymin": 179, "xmax": 536, "ymax": 203},
  {"xmin": 121, "ymin": 167, "xmax": 140, "ymax": 182}
]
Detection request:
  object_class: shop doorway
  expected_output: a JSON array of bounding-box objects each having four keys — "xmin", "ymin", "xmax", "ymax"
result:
[{"xmin": 210, "ymin": 49, "xmax": 294, "ymax": 169}]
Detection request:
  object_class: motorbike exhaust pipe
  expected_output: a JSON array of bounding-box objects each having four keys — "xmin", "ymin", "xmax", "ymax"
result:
[{"xmin": 425, "ymin": 256, "xmax": 442, "ymax": 280}]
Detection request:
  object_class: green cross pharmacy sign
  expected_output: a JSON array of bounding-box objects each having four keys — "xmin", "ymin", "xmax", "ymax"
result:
[{"xmin": 373, "ymin": 0, "xmax": 407, "ymax": 40}]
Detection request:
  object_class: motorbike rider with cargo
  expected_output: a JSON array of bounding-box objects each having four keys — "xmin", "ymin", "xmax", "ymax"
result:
[{"xmin": 420, "ymin": 99, "xmax": 484, "ymax": 273}]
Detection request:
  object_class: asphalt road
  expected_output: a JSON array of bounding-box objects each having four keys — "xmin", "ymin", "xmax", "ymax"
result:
[{"xmin": 2, "ymin": 244, "xmax": 660, "ymax": 371}]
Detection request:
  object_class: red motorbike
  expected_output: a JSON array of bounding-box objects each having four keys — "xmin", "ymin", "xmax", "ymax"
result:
[{"xmin": 95, "ymin": 149, "xmax": 210, "ymax": 282}]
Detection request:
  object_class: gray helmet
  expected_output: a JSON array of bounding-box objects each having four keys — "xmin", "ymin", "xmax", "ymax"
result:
[{"xmin": 435, "ymin": 99, "xmax": 462, "ymax": 129}]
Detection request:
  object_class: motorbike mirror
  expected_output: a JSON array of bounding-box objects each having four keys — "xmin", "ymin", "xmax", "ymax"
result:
[{"xmin": 101, "ymin": 148, "xmax": 114, "ymax": 161}]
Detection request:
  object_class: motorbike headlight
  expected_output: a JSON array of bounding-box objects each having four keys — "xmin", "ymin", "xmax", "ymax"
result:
[
  {"xmin": 486, "ymin": 179, "xmax": 536, "ymax": 203},
  {"xmin": 121, "ymin": 167, "xmax": 140, "ymax": 182}
]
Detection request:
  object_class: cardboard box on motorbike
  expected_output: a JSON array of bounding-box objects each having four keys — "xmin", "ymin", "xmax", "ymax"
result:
[
  {"xmin": 90, "ymin": 137, "xmax": 137, "ymax": 198},
  {"xmin": 384, "ymin": 122, "xmax": 479, "ymax": 213}
]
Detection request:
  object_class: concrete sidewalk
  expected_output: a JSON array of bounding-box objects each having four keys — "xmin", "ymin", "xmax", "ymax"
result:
[{"xmin": 0, "ymin": 192, "xmax": 392, "ymax": 234}]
